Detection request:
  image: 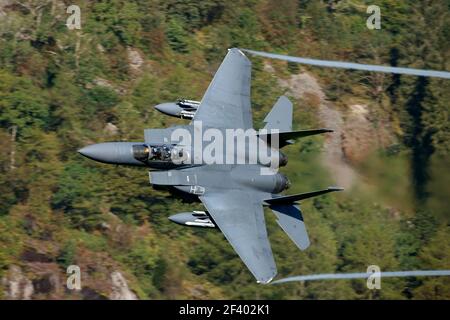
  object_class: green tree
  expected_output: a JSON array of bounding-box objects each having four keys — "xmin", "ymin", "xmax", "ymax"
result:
[
  {"xmin": 51, "ymin": 163, "xmax": 104, "ymax": 230},
  {"xmin": 413, "ymin": 226, "xmax": 450, "ymax": 299},
  {"xmin": 166, "ymin": 18, "xmax": 190, "ymax": 53},
  {"xmin": 0, "ymin": 71, "xmax": 49, "ymax": 137}
]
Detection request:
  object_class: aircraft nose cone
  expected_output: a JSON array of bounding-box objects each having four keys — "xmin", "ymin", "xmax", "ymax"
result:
[
  {"xmin": 78, "ymin": 142, "xmax": 146, "ymax": 166},
  {"xmin": 78, "ymin": 145, "xmax": 98, "ymax": 159},
  {"xmin": 77, "ymin": 143, "xmax": 122, "ymax": 163}
]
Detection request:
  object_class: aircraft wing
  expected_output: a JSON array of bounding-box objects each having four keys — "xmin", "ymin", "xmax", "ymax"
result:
[
  {"xmin": 199, "ymin": 190, "xmax": 277, "ymax": 283},
  {"xmin": 193, "ymin": 48, "xmax": 253, "ymax": 129}
]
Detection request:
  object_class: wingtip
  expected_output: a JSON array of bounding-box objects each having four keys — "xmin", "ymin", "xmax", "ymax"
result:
[
  {"xmin": 328, "ymin": 186, "xmax": 344, "ymax": 191},
  {"xmin": 257, "ymin": 275, "xmax": 276, "ymax": 285},
  {"xmin": 228, "ymin": 47, "xmax": 248, "ymax": 58}
]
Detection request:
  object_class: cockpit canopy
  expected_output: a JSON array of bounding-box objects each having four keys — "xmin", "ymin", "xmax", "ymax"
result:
[{"xmin": 132, "ymin": 144, "xmax": 188, "ymax": 163}]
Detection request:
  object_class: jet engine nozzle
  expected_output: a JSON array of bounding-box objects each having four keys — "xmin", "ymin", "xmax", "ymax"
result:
[
  {"xmin": 279, "ymin": 152, "xmax": 288, "ymax": 167},
  {"xmin": 274, "ymin": 173, "xmax": 290, "ymax": 193}
]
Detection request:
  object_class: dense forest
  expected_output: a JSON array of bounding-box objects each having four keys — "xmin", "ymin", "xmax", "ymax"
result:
[{"xmin": 0, "ymin": 0, "xmax": 449, "ymax": 299}]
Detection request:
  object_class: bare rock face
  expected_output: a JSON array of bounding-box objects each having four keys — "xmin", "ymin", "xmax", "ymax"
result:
[
  {"xmin": 104, "ymin": 122, "xmax": 119, "ymax": 136},
  {"xmin": 263, "ymin": 62, "xmax": 275, "ymax": 74},
  {"xmin": 127, "ymin": 47, "xmax": 144, "ymax": 73},
  {"xmin": 318, "ymin": 104, "xmax": 358, "ymax": 189},
  {"xmin": 277, "ymin": 71, "xmax": 396, "ymax": 188},
  {"xmin": 187, "ymin": 284, "xmax": 209, "ymax": 299},
  {"xmin": 0, "ymin": 0, "xmax": 12, "ymax": 15},
  {"xmin": 2, "ymin": 265, "xmax": 34, "ymax": 300},
  {"xmin": 342, "ymin": 104, "xmax": 394, "ymax": 165},
  {"xmin": 278, "ymin": 72, "xmax": 326, "ymax": 101},
  {"xmin": 97, "ymin": 43, "xmax": 106, "ymax": 53},
  {"xmin": 278, "ymin": 72, "xmax": 358, "ymax": 189},
  {"xmin": 341, "ymin": 104, "xmax": 376, "ymax": 164},
  {"xmin": 32, "ymin": 273, "xmax": 60, "ymax": 296},
  {"xmin": 92, "ymin": 77, "xmax": 115, "ymax": 89},
  {"xmin": 86, "ymin": 78, "xmax": 126, "ymax": 95},
  {"xmin": 109, "ymin": 271, "xmax": 137, "ymax": 300},
  {"xmin": 26, "ymin": 261, "xmax": 64, "ymax": 298}
]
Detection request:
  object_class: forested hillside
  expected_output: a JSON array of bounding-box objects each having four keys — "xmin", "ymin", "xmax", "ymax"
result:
[{"xmin": 0, "ymin": 0, "xmax": 449, "ymax": 299}]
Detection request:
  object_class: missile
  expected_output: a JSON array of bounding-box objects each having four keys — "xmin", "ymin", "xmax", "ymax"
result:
[
  {"xmin": 178, "ymin": 99, "xmax": 201, "ymax": 108},
  {"xmin": 154, "ymin": 102, "xmax": 183, "ymax": 117},
  {"xmin": 168, "ymin": 211, "xmax": 216, "ymax": 228},
  {"xmin": 78, "ymin": 142, "xmax": 147, "ymax": 166},
  {"xmin": 154, "ymin": 99, "xmax": 200, "ymax": 119}
]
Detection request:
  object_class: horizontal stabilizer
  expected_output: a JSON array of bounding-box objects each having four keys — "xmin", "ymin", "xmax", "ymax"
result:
[
  {"xmin": 259, "ymin": 129, "xmax": 333, "ymax": 148},
  {"xmin": 270, "ymin": 205, "xmax": 310, "ymax": 250},
  {"xmin": 264, "ymin": 187, "xmax": 343, "ymax": 205}
]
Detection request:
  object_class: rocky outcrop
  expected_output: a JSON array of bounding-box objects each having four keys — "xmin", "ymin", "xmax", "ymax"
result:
[
  {"xmin": 1, "ymin": 265, "xmax": 34, "ymax": 300},
  {"xmin": 276, "ymin": 69, "xmax": 396, "ymax": 189},
  {"xmin": 341, "ymin": 104, "xmax": 375, "ymax": 164},
  {"xmin": 318, "ymin": 104, "xmax": 358, "ymax": 189},
  {"xmin": 127, "ymin": 47, "xmax": 144, "ymax": 74},
  {"xmin": 104, "ymin": 122, "xmax": 119, "ymax": 136},
  {"xmin": 109, "ymin": 271, "xmax": 137, "ymax": 300},
  {"xmin": 85, "ymin": 77, "xmax": 126, "ymax": 95},
  {"xmin": 278, "ymin": 72, "xmax": 326, "ymax": 101},
  {"xmin": 0, "ymin": 0, "xmax": 12, "ymax": 15},
  {"xmin": 26, "ymin": 261, "xmax": 64, "ymax": 298},
  {"xmin": 341, "ymin": 103, "xmax": 394, "ymax": 164},
  {"xmin": 277, "ymin": 71, "xmax": 358, "ymax": 189},
  {"xmin": 32, "ymin": 272, "xmax": 60, "ymax": 296}
]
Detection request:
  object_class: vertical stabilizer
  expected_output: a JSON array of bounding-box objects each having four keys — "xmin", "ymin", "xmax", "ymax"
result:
[{"xmin": 264, "ymin": 96, "xmax": 293, "ymax": 132}]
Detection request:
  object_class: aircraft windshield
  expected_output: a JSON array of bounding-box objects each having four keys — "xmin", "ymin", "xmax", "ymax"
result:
[
  {"xmin": 148, "ymin": 145, "xmax": 172, "ymax": 161},
  {"xmin": 133, "ymin": 144, "xmax": 181, "ymax": 162},
  {"xmin": 133, "ymin": 144, "xmax": 189, "ymax": 164}
]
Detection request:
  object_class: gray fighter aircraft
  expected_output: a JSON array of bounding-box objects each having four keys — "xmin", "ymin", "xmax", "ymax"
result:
[{"xmin": 79, "ymin": 48, "xmax": 341, "ymax": 283}]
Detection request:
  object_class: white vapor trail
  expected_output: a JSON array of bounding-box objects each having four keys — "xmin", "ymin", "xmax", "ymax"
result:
[
  {"xmin": 271, "ymin": 270, "xmax": 450, "ymax": 285},
  {"xmin": 240, "ymin": 49, "xmax": 450, "ymax": 79}
]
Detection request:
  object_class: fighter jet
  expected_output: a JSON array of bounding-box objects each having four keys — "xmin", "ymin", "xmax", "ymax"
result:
[{"xmin": 79, "ymin": 48, "xmax": 341, "ymax": 283}]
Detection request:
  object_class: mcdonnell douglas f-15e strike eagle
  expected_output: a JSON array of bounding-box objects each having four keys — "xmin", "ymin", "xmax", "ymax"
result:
[
  {"xmin": 80, "ymin": 46, "xmax": 450, "ymax": 284},
  {"xmin": 79, "ymin": 48, "xmax": 339, "ymax": 283}
]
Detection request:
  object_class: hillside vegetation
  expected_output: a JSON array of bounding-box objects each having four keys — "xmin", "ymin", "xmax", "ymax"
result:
[{"xmin": 0, "ymin": 0, "xmax": 449, "ymax": 299}]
